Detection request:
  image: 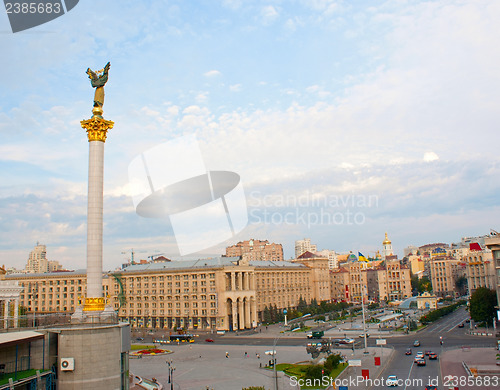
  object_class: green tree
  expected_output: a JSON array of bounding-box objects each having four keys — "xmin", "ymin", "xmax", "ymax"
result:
[
  {"xmin": 262, "ymin": 306, "xmax": 271, "ymax": 324},
  {"xmin": 469, "ymin": 287, "xmax": 497, "ymax": 323},
  {"xmin": 455, "ymin": 276, "xmax": 468, "ymax": 297},
  {"xmin": 418, "ymin": 276, "xmax": 432, "ymax": 293},
  {"xmin": 305, "ymin": 364, "xmax": 323, "ymax": 380},
  {"xmin": 324, "ymin": 353, "xmax": 342, "ymax": 372}
]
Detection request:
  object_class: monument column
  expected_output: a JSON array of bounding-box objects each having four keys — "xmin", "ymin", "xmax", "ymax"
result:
[{"xmin": 80, "ymin": 62, "xmax": 114, "ymax": 312}]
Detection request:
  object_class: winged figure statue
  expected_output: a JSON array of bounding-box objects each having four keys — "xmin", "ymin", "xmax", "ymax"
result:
[{"xmin": 86, "ymin": 62, "xmax": 110, "ymax": 108}]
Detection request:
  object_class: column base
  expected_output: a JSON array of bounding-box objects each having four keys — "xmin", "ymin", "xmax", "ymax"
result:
[{"xmin": 83, "ymin": 297, "xmax": 106, "ymax": 312}]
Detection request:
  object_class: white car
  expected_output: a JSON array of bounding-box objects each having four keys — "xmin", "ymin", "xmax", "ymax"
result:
[
  {"xmin": 387, "ymin": 375, "xmax": 398, "ymax": 387},
  {"xmin": 415, "ymin": 352, "xmax": 424, "ymax": 362}
]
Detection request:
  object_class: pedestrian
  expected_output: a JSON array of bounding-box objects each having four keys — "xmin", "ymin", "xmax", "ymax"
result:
[
  {"xmin": 244, "ymin": 351, "xmax": 248, "ymax": 358},
  {"xmin": 225, "ymin": 352, "xmax": 229, "ymax": 358},
  {"xmin": 257, "ymin": 353, "xmax": 260, "ymax": 359}
]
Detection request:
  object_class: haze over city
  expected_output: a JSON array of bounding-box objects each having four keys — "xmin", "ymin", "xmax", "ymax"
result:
[{"xmin": 1, "ymin": 0, "xmax": 499, "ymax": 271}]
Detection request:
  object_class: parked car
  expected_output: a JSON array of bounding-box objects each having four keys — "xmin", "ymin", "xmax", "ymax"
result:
[
  {"xmin": 458, "ymin": 323, "xmax": 465, "ymax": 328},
  {"xmin": 405, "ymin": 348, "xmax": 412, "ymax": 355},
  {"xmin": 416, "ymin": 358, "xmax": 426, "ymax": 366},
  {"xmin": 465, "ymin": 319, "xmax": 470, "ymax": 323},
  {"xmin": 413, "ymin": 340, "xmax": 420, "ymax": 347},
  {"xmin": 136, "ymin": 337, "xmax": 144, "ymax": 341},
  {"xmin": 428, "ymin": 352, "xmax": 437, "ymax": 360},
  {"xmin": 386, "ymin": 375, "xmax": 398, "ymax": 387}
]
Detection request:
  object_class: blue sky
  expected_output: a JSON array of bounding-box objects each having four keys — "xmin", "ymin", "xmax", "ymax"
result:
[{"xmin": 1, "ymin": 0, "xmax": 499, "ymax": 270}]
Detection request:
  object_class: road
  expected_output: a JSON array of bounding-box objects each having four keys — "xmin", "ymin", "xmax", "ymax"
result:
[{"xmin": 377, "ymin": 307, "xmax": 495, "ymax": 389}]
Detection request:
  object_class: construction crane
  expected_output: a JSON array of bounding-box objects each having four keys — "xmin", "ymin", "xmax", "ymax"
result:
[{"xmin": 121, "ymin": 248, "xmax": 146, "ymax": 265}]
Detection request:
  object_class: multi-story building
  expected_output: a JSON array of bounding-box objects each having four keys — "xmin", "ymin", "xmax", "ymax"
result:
[
  {"xmin": 409, "ymin": 255, "xmax": 425, "ymax": 276},
  {"xmin": 376, "ymin": 259, "xmax": 412, "ymax": 301},
  {"xmin": 429, "ymin": 256, "xmax": 466, "ymax": 297},
  {"xmin": 464, "ymin": 249, "xmax": 495, "ymax": 295},
  {"xmin": 484, "ymin": 233, "xmax": 500, "ymax": 306},
  {"xmin": 225, "ymin": 239, "xmax": 283, "ymax": 261},
  {"xmin": 6, "ymin": 256, "xmax": 312, "ymax": 331},
  {"xmin": 292, "ymin": 252, "xmax": 331, "ymax": 303},
  {"xmin": 316, "ymin": 249, "xmax": 338, "ymax": 270},
  {"xmin": 295, "ymin": 238, "xmax": 317, "ymax": 259},
  {"xmin": 25, "ymin": 243, "xmax": 62, "ymax": 273}
]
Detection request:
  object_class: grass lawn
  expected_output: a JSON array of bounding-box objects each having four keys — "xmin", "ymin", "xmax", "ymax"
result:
[
  {"xmin": 131, "ymin": 344, "xmax": 155, "ymax": 351},
  {"xmin": 0, "ymin": 369, "xmax": 51, "ymax": 386},
  {"xmin": 270, "ymin": 362, "xmax": 348, "ymax": 389}
]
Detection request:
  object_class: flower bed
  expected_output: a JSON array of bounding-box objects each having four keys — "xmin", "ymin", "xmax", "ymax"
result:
[{"xmin": 131, "ymin": 348, "xmax": 171, "ymax": 356}]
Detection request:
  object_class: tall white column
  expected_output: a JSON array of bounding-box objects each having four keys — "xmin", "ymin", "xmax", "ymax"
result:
[
  {"xmin": 14, "ymin": 299, "xmax": 19, "ymax": 328},
  {"xmin": 81, "ymin": 109, "xmax": 113, "ymax": 312},
  {"xmin": 87, "ymin": 140, "xmax": 104, "ymax": 299},
  {"xmin": 4, "ymin": 300, "xmax": 9, "ymax": 329}
]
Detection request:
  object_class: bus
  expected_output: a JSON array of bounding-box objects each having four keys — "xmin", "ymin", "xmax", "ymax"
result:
[{"xmin": 169, "ymin": 334, "xmax": 194, "ymax": 343}]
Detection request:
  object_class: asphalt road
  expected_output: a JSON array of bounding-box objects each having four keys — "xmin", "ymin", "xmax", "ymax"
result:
[{"xmin": 376, "ymin": 307, "xmax": 496, "ymax": 390}]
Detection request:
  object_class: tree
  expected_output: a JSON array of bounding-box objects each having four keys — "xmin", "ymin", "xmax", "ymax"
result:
[
  {"xmin": 455, "ymin": 276, "xmax": 467, "ymax": 297},
  {"xmin": 469, "ymin": 287, "xmax": 497, "ymax": 323},
  {"xmin": 324, "ymin": 353, "xmax": 342, "ymax": 372},
  {"xmin": 262, "ymin": 306, "xmax": 271, "ymax": 324},
  {"xmin": 305, "ymin": 364, "xmax": 323, "ymax": 380},
  {"xmin": 417, "ymin": 276, "xmax": 432, "ymax": 293}
]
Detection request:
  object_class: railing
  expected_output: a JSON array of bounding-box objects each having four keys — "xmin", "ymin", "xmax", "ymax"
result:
[{"xmin": 0, "ymin": 312, "xmax": 119, "ymax": 332}]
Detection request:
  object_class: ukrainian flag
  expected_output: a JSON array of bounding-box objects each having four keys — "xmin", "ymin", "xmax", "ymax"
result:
[{"xmin": 358, "ymin": 252, "xmax": 368, "ymax": 262}]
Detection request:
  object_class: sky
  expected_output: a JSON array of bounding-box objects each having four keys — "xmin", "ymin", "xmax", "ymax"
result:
[{"xmin": 1, "ymin": 0, "xmax": 499, "ymax": 271}]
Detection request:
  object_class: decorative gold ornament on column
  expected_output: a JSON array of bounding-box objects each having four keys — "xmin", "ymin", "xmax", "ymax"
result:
[
  {"xmin": 83, "ymin": 297, "xmax": 106, "ymax": 312},
  {"xmin": 81, "ymin": 116, "xmax": 114, "ymax": 142},
  {"xmin": 81, "ymin": 61, "xmax": 114, "ymax": 142}
]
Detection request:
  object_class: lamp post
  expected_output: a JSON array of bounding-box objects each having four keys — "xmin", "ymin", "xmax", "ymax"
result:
[
  {"xmin": 166, "ymin": 360, "xmax": 175, "ymax": 390},
  {"xmin": 271, "ymin": 332, "xmax": 285, "ymax": 390}
]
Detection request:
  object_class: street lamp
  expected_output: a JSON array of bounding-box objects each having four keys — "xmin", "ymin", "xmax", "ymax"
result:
[{"xmin": 166, "ymin": 360, "xmax": 175, "ymax": 390}]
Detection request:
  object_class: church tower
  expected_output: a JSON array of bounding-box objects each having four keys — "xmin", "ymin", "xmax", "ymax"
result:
[{"xmin": 382, "ymin": 232, "xmax": 393, "ymax": 260}]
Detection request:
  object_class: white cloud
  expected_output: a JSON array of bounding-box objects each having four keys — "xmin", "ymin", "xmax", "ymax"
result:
[
  {"xmin": 261, "ymin": 5, "xmax": 279, "ymax": 25},
  {"xmin": 204, "ymin": 70, "xmax": 222, "ymax": 78},
  {"xmin": 423, "ymin": 152, "xmax": 439, "ymax": 162}
]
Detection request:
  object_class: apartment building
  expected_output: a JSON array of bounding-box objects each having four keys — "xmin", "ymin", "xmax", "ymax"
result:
[
  {"xmin": 225, "ymin": 239, "xmax": 284, "ymax": 261},
  {"xmin": 429, "ymin": 256, "xmax": 466, "ymax": 297},
  {"xmin": 295, "ymin": 238, "xmax": 317, "ymax": 258},
  {"xmin": 484, "ymin": 234, "xmax": 500, "ymax": 306},
  {"xmin": 25, "ymin": 244, "xmax": 63, "ymax": 274},
  {"xmin": 464, "ymin": 250, "xmax": 495, "ymax": 295}
]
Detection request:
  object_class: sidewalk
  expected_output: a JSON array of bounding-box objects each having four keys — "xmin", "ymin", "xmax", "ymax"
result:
[
  {"xmin": 440, "ymin": 347, "xmax": 500, "ymax": 390},
  {"xmin": 333, "ymin": 346, "xmax": 395, "ymax": 390}
]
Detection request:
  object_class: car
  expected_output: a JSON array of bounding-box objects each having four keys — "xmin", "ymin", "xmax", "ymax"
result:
[
  {"xmin": 415, "ymin": 352, "xmax": 424, "ymax": 362},
  {"xmin": 416, "ymin": 358, "xmax": 426, "ymax": 366},
  {"xmin": 405, "ymin": 348, "xmax": 412, "ymax": 355},
  {"xmin": 458, "ymin": 323, "xmax": 465, "ymax": 328},
  {"xmin": 428, "ymin": 352, "xmax": 437, "ymax": 360},
  {"xmin": 425, "ymin": 386, "xmax": 437, "ymax": 390},
  {"xmin": 386, "ymin": 375, "xmax": 398, "ymax": 387},
  {"xmin": 359, "ymin": 333, "xmax": 370, "ymax": 338},
  {"xmin": 136, "ymin": 337, "xmax": 144, "ymax": 341},
  {"xmin": 424, "ymin": 350, "xmax": 432, "ymax": 356},
  {"xmin": 413, "ymin": 340, "xmax": 420, "ymax": 347},
  {"xmin": 338, "ymin": 338, "xmax": 355, "ymax": 344},
  {"xmin": 465, "ymin": 319, "xmax": 470, "ymax": 323},
  {"xmin": 205, "ymin": 338, "xmax": 214, "ymax": 343}
]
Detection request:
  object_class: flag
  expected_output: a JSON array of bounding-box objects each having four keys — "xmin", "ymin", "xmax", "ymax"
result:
[{"xmin": 358, "ymin": 252, "xmax": 368, "ymax": 261}]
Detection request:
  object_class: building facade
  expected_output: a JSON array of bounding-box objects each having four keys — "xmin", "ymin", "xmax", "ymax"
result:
[
  {"xmin": 464, "ymin": 250, "xmax": 495, "ymax": 295},
  {"xmin": 225, "ymin": 239, "xmax": 284, "ymax": 261},
  {"xmin": 295, "ymin": 238, "xmax": 317, "ymax": 259},
  {"xmin": 429, "ymin": 256, "xmax": 466, "ymax": 297},
  {"xmin": 6, "ymin": 257, "xmax": 312, "ymax": 331},
  {"xmin": 484, "ymin": 234, "xmax": 500, "ymax": 306}
]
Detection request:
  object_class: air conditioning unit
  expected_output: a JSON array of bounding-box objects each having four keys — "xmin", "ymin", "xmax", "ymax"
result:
[{"xmin": 60, "ymin": 358, "xmax": 74, "ymax": 371}]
